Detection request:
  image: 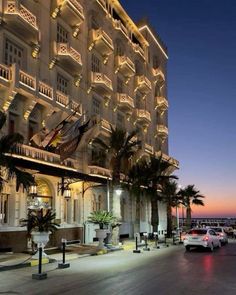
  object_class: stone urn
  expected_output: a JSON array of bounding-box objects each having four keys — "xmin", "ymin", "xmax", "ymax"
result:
[
  {"xmin": 31, "ymin": 231, "xmax": 51, "ymax": 259},
  {"xmin": 95, "ymin": 229, "xmax": 110, "ymax": 249}
]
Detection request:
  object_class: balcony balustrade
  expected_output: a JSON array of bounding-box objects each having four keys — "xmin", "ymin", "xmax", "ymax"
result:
[
  {"xmin": 90, "ymin": 72, "xmax": 113, "ymax": 102},
  {"xmin": 116, "ymin": 93, "xmax": 134, "ymax": 118},
  {"xmin": 90, "ymin": 115, "xmax": 112, "ymax": 139},
  {"xmin": 56, "ymin": 91, "xmax": 69, "ymax": 107},
  {"xmin": 152, "ymin": 68, "xmax": 165, "ymax": 86},
  {"xmin": 112, "ymin": 19, "xmax": 128, "ymax": 38},
  {"xmin": 132, "ymin": 43, "xmax": 145, "ymax": 59},
  {"xmin": 135, "ymin": 109, "xmax": 151, "ymax": 128},
  {"xmin": 52, "ymin": 0, "xmax": 84, "ymax": 28},
  {"xmin": 155, "ymin": 96, "xmax": 169, "ymax": 114},
  {"xmin": 0, "ymin": 63, "xmax": 80, "ymax": 114},
  {"xmin": 4, "ymin": 0, "xmax": 38, "ymax": 42},
  {"xmin": 96, "ymin": 0, "xmax": 107, "ymax": 10},
  {"xmin": 89, "ymin": 29, "xmax": 114, "ymax": 62},
  {"xmin": 38, "ymin": 81, "xmax": 53, "ymax": 101},
  {"xmin": 0, "ymin": 64, "xmax": 11, "ymax": 87},
  {"xmin": 144, "ymin": 143, "xmax": 154, "ymax": 154},
  {"xmin": 156, "ymin": 125, "xmax": 168, "ymax": 141},
  {"xmin": 134, "ymin": 75, "xmax": 152, "ymax": 95},
  {"xmin": 55, "ymin": 42, "xmax": 82, "ymax": 75},
  {"xmin": 155, "ymin": 151, "xmax": 179, "ymax": 171},
  {"xmin": 13, "ymin": 144, "xmax": 78, "ymax": 169},
  {"xmin": 88, "ymin": 165, "xmax": 111, "ymax": 179},
  {"xmin": 115, "ymin": 56, "xmax": 135, "ymax": 82}
]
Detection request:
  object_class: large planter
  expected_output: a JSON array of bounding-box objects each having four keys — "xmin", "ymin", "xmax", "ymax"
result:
[
  {"xmin": 95, "ymin": 229, "xmax": 110, "ymax": 249},
  {"xmin": 31, "ymin": 231, "xmax": 51, "ymax": 259}
]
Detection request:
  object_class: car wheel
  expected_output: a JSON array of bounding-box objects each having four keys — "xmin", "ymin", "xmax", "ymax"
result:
[
  {"xmin": 185, "ymin": 246, "xmax": 191, "ymax": 251},
  {"xmin": 209, "ymin": 243, "xmax": 214, "ymax": 252}
]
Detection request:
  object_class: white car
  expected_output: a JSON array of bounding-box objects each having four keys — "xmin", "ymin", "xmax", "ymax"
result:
[
  {"xmin": 210, "ymin": 227, "xmax": 228, "ymax": 245},
  {"xmin": 183, "ymin": 228, "xmax": 221, "ymax": 252}
]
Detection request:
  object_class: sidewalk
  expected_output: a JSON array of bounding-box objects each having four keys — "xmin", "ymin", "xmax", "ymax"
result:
[
  {"xmin": 0, "ymin": 244, "xmax": 101, "ymax": 272},
  {"xmin": 0, "ymin": 239, "xmax": 179, "ymax": 271}
]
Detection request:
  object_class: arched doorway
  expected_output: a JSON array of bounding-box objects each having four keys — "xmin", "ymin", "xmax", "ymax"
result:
[{"xmin": 27, "ymin": 178, "xmax": 53, "ymax": 212}]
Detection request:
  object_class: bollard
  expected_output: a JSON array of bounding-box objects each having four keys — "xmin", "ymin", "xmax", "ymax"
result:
[
  {"xmin": 32, "ymin": 243, "xmax": 47, "ymax": 280},
  {"xmin": 143, "ymin": 232, "xmax": 150, "ymax": 251},
  {"xmin": 133, "ymin": 234, "xmax": 141, "ymax": 253},
  {"xmin": 153, "ymin": 232, "xmax": 160, "ymax": 249},
  {"xmin": 58, "ymin": 239, "xmax": 70, "ymax": 269}
]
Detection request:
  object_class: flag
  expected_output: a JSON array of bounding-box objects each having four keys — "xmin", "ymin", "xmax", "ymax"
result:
[
  {"xmin": 44, "ymin": 110, "xmax": 68, "ymax": 131},
  {"xmin": 58, "ymin": 120, "xmax": 90, "ymax": 161},
  {"xmin": 30, "ymin": 128, "xmax": 48, "ymax": 147}
]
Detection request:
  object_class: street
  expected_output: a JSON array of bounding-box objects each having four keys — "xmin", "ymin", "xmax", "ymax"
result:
[{"xmin": 1, "ymin": 241, "xmax": 236, "ymax": 295}]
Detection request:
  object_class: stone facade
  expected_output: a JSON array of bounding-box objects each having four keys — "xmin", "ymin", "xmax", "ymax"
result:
[{"xmin": 0, "ymin": 0, "xmax": 178, "ymax": 252}]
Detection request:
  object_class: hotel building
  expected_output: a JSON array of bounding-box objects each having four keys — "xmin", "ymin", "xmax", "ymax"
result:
[{"xmin": 0, "ymin": 0, "xmax": 179, "ymax": 251}]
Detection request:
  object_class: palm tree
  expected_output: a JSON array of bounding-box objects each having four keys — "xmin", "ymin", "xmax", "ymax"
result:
[
  {"xmin": 0, "ymin": 111, "xmax": 34, "ymax": 192},
  {"xmin": 127, "ymin": 155, "xmax": 178, "ymax": 233},
  {"xmin": 94, "ymin": 126, "xmax": 140, "ymax": 219},
  {"xmin": 160, "ymin": 180, "xmax": 178, "ymax": 238},
  {"xmin": 178, "ymin": 185, "xmax": 205, "ymax": 229}
]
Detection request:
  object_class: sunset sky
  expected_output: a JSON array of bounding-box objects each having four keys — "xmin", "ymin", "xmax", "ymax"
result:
[{"xmin": 121, "ymin": 0, "xmax": 236, "ymax": 217}]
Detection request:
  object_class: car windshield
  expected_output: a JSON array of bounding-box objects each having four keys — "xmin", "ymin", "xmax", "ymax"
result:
[
  {"xmin": 211, "ymin": 228, "xmax": 222, "ymax": 232},
  {"xmin": 188, "ymin": 230, "xmax": 207, "ymax": 235}
]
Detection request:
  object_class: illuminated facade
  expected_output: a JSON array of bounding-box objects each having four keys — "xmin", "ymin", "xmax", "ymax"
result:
[{"xmin": 0, "ymin": 0, "xmax": 178, "ymax": 251}]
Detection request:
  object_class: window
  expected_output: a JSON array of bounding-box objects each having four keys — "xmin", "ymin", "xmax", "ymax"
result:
[
  {"xmin": 28, "ymin": 120, "xmax": 37, "ymax": 142},
  {"xmin": 153, "ymin": 56, "xmax": 160, "ymax": 69},
  {"xmin": 0, "ymin": 194, "xmax": 9, "ymax": 225},
  {"xmin": 4, "ymin": 39, "xmax": 24, "ymax": 67},
  {"xmin": 117, "ymin": 77, "xmax": 123, "ymax": 93},
  {"xmin": 91, "ymin": 54, "xmax": 100, "ymax": 72},
  {"xmin": 73, "ymin": 199, "xmax": 78, "ymax": 222},
  {"xmin": 57, "ymin": 24, "xmax": 68, "ymax": 43},
  {"xmin": 8, "ymin": 113, "xmax": 19, "ymax": 134},
  {"xmin": 92, "ymin": 195, "xmax": 101, "ymax": 212},
  {"xmin": 91, "ymin": 16, "xmax": 99, "ymax": 29},
  {"xmin": 57, "ymin": 73, "xmax": 69, "ymax": 94},
  {"xmin": 117, "ymin": 113, "xmax": 125, "ymax": 130},
  {"xmin": 92, "ymin": 97, "xmax": 101, "ymax": 115},
  {"xmin": 116, "ymin": 43, "xmax": 124, "ymax": 56}
]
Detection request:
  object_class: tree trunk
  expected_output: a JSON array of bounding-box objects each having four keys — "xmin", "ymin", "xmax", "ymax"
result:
[
  {"xmin": 166, "ymin": 202, "xmax": 173, "ymax": 238},
  {"xmin": 151, "ymin": 197, "xmax": 159, "ymax": 233},
  {"xmin": 186, "ymin": 206, "xmax": 191, "ymax": 229}
]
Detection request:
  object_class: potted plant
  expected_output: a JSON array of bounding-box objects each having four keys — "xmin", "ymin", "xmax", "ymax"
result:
[
  {"xmin": 87, "ymin": 210, "xmax": 116, "ymax": 249},
  {"xmin": 21, "ymin": 209, "xmax": 59, "ymax": 258}
]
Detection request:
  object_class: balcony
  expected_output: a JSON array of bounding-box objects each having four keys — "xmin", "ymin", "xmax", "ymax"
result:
[
  {"xmin": 38, "ymin": 81, "xmax": 53, "ymax": 101},
  {"xmin": 112, "ymin": 19, "xmax": 128, "ymax": 39},
  {"xmin": 88, "ymin": 165, "xmax": 111, "ymax": 179},
  {"xmin": 0, "ymin": 64, "xmax": 11, "ymax": 90},
  {"xmin": 89, "ymin": 29, "xmax": 114, "ymax": 62},
  {"xmin": 4, "ymin": 0, "xmax": 38, "ymax": 43},
  {"xmin": 132, "ymin": 43, "xmax": 145, "ymax": 60},
  {"xmin": 135, "ymin": 109, "xmax": 151, "ymax": 128},
  {"xmin": 96, "ymin": 0, "xmax": 107, "ymax": 11},
  {"xmin": 115, "ymin": 56, "xmax": 135, "ymax": 82},
  {"xmin": 156, "ymin": 125, "xmax": 168, "ymax": 141},
  {"xmin": 90, "ymin": 72, "xmax": 113, "ymax": 102},
  {"xmin": 90, "ymin": 115, "xmax": 112, "ymax": 139},
  {"xmin": 155, "ymin": 151, "xmax": 179, "ymax": 172},
  {"xmin": 144, "ymin": 143, "xmax": 154, "ymax": 154},
  {"xmin": 135, "ymin": 75, "xmax": 152, "ymax": 95},
  {"xmin": 13, "ymin": 144, "xmax": 78, "ymax": 169},
  {"xmin": 55, "ymin": 42, "xmax": 82, "ymax": 75},
  {"xmin": 116, "ymin": 93, "xmax": 134, "ymax": 118},
  {"xmin": 152, "ymin": 68, "xmax": 165, "ymax": 86},
  {"xmin": 56, "ymin": 91, "xmax": 69, "ymax": 107},
  {"xmin": 155, "ymin": 96, "xmax": 169, "ymax": 114},
  {"xmin": 52, "ymin": 0, "xmax": 84, "ymax": 28}
]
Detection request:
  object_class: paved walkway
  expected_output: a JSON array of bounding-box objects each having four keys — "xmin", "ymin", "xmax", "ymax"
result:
[{"xmin": 0, "ymin": 239, "xmax": 163, "ymax": 271}]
